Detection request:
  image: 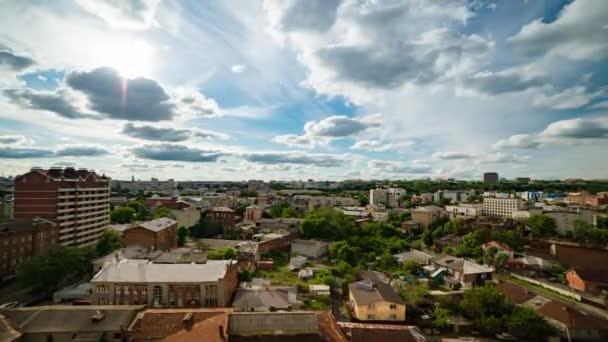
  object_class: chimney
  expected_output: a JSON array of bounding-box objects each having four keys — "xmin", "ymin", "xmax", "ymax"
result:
[{"xmin": 219, "ymin": 325, "xmax": 226, "ymax": 341}]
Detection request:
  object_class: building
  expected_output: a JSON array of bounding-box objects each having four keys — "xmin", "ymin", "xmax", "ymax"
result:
[
  {"xmin": 536, "ymin": 300, "xmax": 608, "ymax": 341},
  {"xmin": 429, "ymin": 255, "xmax": 493, "ymax": 288},
  {"xmin": 482, "ymin": 241, "xmax": 513, "ymax": 257},
  {"xmin": 433, "ymin": 190, "xmax": 473, "ymax": 204},
  {"xmin": 13, "ymin": 167, "xmax": 110, "ymax": 247},
  {"xmin": 411, "ymin": 193, "xmax": 433, "ymax": 204},
  {"xmin": 483, "ymin": 197, "xmax": 524, "ymax": 218},
  {"xmin": 171, "ymin": 206, "xmax": 200, "ymax": 228},
  {"xmin": 232, "ymin": 287, "xmax": 297, "ymax": 312},
  {"xmin": 565, "ymin": 268, "xmax": 608, "ymax": 294},
  {"xmin": 369, "ymin": 188, "xmax": 406, "ymax": 209},
  {"xmin": 291, "ymin": 239, "xmax": 329, "ymax": 258},
  {"xmin": 516, "ymin": 191, "xmax": 544, "ymax": 201},
  {"xmin": 444, "ymin": 203, "xmax": 483, "ymax": 219},
  {"xmin": 566, "ymin": 192, "xmax": 608, "ymax": 208},
  {"xmin": 483, "ymin": 172, "xmax": 499, "ymax": 185},
  {"xmin": 0, "ymin": 305, "xmax": 142, "ymax": 342},
  {"xmin": 207, "ymin": 207, "xmax": 236, "ymax": 229},
  {"xmin": 244, "ymin": 205, "xmax": 264, "ymax": 222},
  {"xmin": 337, "ymin": 322, "xmax": 425, "ymax": 342},
  {"xmin": 392, "ymin": 249, "xmax": 433, "ymax": 265},
  {"xmin": 529, "ymin": 208, "xmax": 593, "ymax": 235},
  {"xmin": 228, "ymin": 311, "xmax": 336, "ymax": 342},
  {"xmin": 339, "ymin": 207, "xmax": 371, "ymax": 220},
  {"xmin": 348, "ymin": 273, "xmax": 406, "ymax": 322},
  {"xmin": 293, "ymin": 195, "xmax": 359, "ymax": 212},
  {"xmin": 411, "ymin": 206, "xmax": 443, "ymax": 229},
  {"xmin": 256, "ymin": 218, "xmax": 303, "ymax": 232},
  {"xmin": 0, "ymin": 218, "xmax": 58, "ymax": 280},
  {"xmin": 90, "ymin": 260, "xmax": 238, "ymax": 308},
  {"xmin": 123, "ymin": 218, "xmax": 178, "ymax": 250}
]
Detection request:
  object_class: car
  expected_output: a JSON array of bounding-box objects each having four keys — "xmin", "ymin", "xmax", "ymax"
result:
[
  {"xmin": 0, "ymin": 301, "xmax": 20, "ymax": 309},
  {"xmin": 496, "ymin": 332, "xmax": 518, "ymax": 340}
]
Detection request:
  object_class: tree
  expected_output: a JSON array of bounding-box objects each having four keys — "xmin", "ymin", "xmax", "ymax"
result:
[
  {"xmin": 506, "ymin": 306, "xmax": 556, "ymax": 339},
  {"xmin": 110, "ymin": 206, "xmax": 136, "ymax": 224},
  {"xmin": 493, "ymin": 253, "xmax": 509, "ymax": 271},
  {"xmin": 270, "ymin": 203, "xmax": 297, "ymax": 218},
  {"xmin": 127, "ymin": 200, "xmax": 152, "ymax": 220},
  {"xmin": 190, "ymin": 212, "xmax": 223, "ymax": 238},
  {"xmin": 484, "ymin": 246, "xmax": 498, "ymax": 266},
  {"xmin": 207, "ymin": 247, "xmax": 238, "ymax": 260},
  {"xmin": 460, "ymin": 285, "xmax": 508, "ymax": 319},
  {"xmin": 177, "ymin": 226, "xmax": 188, "ymax": 247},
  {"xmin": 402, "ymin": 260, "xmax": 422, "ymax": 275},
  {"xmin": 396, "ymin": 282, "xmax": 429, "ymax": 306},
  {"xmin": 96, "ymin": 229, "xmax": 123, "ymax": 256},
  {"xmin": 153, "ymin": 207, "xmax": 176, "ymax": 220},
  {"xmin": 434, "ymin": 305, "xmax": 450, "ymax": 329},
  {"xmin": 527, "ymin": 215, "xmax": 557, "ymax": 237}
]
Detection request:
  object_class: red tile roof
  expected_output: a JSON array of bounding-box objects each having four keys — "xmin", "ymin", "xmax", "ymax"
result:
[
  {"xmin": 496, "ymin": 282, "xmax": 536, "ymax": 304},
  {"xmin": 537, "ymin": 301, "xmax": 608, "ymax": 330},
  {"xmin": 129, "ymin": 309, "xmax": 230, "ymax": 342}
]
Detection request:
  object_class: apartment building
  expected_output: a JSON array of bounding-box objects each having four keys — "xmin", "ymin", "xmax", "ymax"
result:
[
  {"xmin": 292, "ymin": 195, "xmax": 358, "ymax": 212},
  {"xmin": 207, "ymin": 207, "xmax": 236, "ymax": 229},
  {"xmin": 0, "ymin": 217, "xmax": 58, "ymax": 280},
  {"xmin": 411, "ymin": 205, "xmax": 443, "ymax": 229},
  {"xmin": 513, "ymin": 207, "xmax": 594, "ymax": 235},
  {"xmin": 483, "ymin": 172, "xmax": 499, "ymax": 185},
  {"xmin": 91, "ymin": 260, "xmax": 238, "ymax": 308},
  {"xmin": 433, "ymin": 190, "xmax": 474, "ymax": 203},
  {"xmin": 445, "ymin": 203, "xmax": 483, "ymax": 219},
  {"xmin": 483, "ymin": 197, "xmax": 524, "ymax": 218},
  {"xmin": 369, "ymin": 188, "xmax": 406, "ymax": 209},
  {"xmin": 13, "ymin": 167, "xmax": 110, "ymax": 247},
  {"xmin": 566, "ymin": 192, "xmax": 608, "ymax": 208}
]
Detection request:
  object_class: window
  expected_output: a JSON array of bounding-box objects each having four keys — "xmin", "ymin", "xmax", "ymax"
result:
[
  {"xmin": 367, "ymin": 314, "xmax": 375, "ymax": 320},
  {"xmin": 389, "ymin": 314, "xmax": 397, "ymax": 320},
  {"xmin": 390, "ymin": 304, "xmax": 397, "ymax": 310},
  {"xmin": 153, "ymin": 286, "xmax": 163, "ymax": 306},
  {"xmin": 368, "ymin": 303, "xmax": 375, "ymax": 310}
]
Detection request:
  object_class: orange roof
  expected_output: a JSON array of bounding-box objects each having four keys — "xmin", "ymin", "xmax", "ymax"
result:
[
  {"xmin": 482, "ymin": 241, "xmax": 513, "ymax": 252},
  {"xmin": 129, "ymin": 309, "xmax": 230, "ymax": 342}
]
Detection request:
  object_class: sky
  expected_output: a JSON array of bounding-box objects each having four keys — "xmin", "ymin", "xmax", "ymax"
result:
[{"xmin": 0, "ymin": 0, "xmax": 607, "ymax": 181}]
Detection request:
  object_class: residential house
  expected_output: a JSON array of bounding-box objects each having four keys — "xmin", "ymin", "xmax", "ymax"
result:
[
  {"xmin": 244, "ymin": 205, "xmax": 265, "ymax": 222},
  {"xmin": 565, "ymin": 268, "xmax": 608, "ymax": 294},
  {"xmin": 348, "ymin": 273, "xmax": 406, "ymax": 322},
  {"xmin": 90, "ymin": 260, "xmax": 238, "ymax": 308},
  {"xmin": 429, "ymin": 255, "xmax": 493, "ymax": 288},
  {"xmin": 309, "ymin": 285, "xmax": 330, "ymax": 296},
  {"xmin": 392, "ymin": 249, "xmax": 433, "ymax": 266},
  {"xmin": 291, "ymin": 239, "xmax": 329, "ymax": 258},
  {"xmin": 123, "ymin": 217, "xmax": 178, "ymax": 250},
  {"xmin": 0, "ymin": 305, "xmax": 142, "ymax": 342},
  {"xmin": 232, "ymin": 287, "xmax": 297, "ymax": 312},
  {"xmin": 482, "ymin": 241, "xmax": 514, "ymax": 257}
]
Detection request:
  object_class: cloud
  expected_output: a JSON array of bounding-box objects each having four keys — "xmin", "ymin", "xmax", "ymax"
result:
[
  {"xmin": 240, "ymin": 151, "xmax": 352, "ymax": 167},
  {"xmin": 0, "ymin": 147, "xmax": 54, "ymax": 159},
  {"xmin": 368, "ymin": 160, "xmax": 432, "ymax": 174},
  {"xmin": 532, "ymin": 86, "xmax": 602, "ymax": 110},
  {"xmin": 132, "ymin": 144, "xmax": 223, "ymax": 162},
  {"xmin": 231, "ymin": 64, "xmax": 247, "ymax": 73},
  {"xmin": 477, "ymin": 152, "xmax": 529, "ymax": 164},
  {"xmin": 75, "ymin": 0, "xmax": 161, "ymax": 30},
  {"xmin": 54, "ymin": 145, "xmax": 110, "ymax": 157},
  {"xmin": 508, "ymin": 0, "xmax": 608, "ymax": 61},
  {"xmin": 0, "ymin": 144, "xmax": 109, "ymax": 159},
  {"xmin": 0, "ymin": 48, "xmax": 35, "ymax": 71},
  {"xmin": 66, "ymin": 67, "xmax": 174, "ymax": 121},
  {"xmin": 493, "ymin": 134, "xmax": 541, "ymax": 150},
  {"xmin": 350, "ymin": 140, "xmax": 413, "ymax": 152},
  {"xmin": 3, "ymin": 88, "xmax": 94, "ymax": 119},
  {"xmin": 264, "ymin": 0, "xmax": 340, "ymax": 33},
  {"xmin": 432, "ymin": 152, "xmax": 475, "ymax": 160},
  {"xmin": 461, "ymin": 70, "xmax": 545, "ymax": 95},
  {"xmin": 122, "ymin": 123, "xmax": 227, "ymax": 141},
  {"xmin": 0, "ymin": 135, "xmax": 32, "ymax": 146},
  {"xmin": 541, "ymin": 118, "xmax": 608, "ymax": 139},
  {"xmin": 272, "ymin": 134, "xmax": 318, "ymax": 148}
]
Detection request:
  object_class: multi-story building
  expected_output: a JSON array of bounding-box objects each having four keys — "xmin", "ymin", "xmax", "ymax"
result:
[
  {"xmin": 0, "ymin": 217, "xmax": 58, "ymax": 280},
  {"xmin": 369, "ymin": 188, "xmax": 406, "ymax": 209},
  {"xmin": 123, "ymin": 218, "xmax": 178, "ymax": 251},
  {"xmin": 348, "ymin": 272, "xmax": 406, "ymax": 322},
  {"xmin": 483, "ymin": 197, "xmax": 524, "ymax": 218},
  {"xmin": 13, "ymin": 167, "xmax": 110, "ymax": 247},
  {"xmin": 444, "ymin": 203, "xmax": 483, "ymax": 219},
  {"xmin": 292, "ymin": 195, "xmax": 358, "ymax": 212},
  {"xmin": 517, "ymin": 191, "xmax": 544, "ymax": 201},
  {"xmin": 244, "ymin": 205, "xmax": 264, "ymax": 222},
  {"xmin": 207, "ymin": 207, "xmax": 236, "ymax": 228},
  {"xmin": 566, "ymin": 192, "xmax": 608, "ymax": 208},
  {"xmin": 433, "ymin": 190, "xmax": 474, "ymax": 203},
  {"xmin": 91, "ymin": 260, "xmax": 238, "ymax": 308},
  {"xmin": 483, "ymin": 172, "xmax": 499, "ymax": 185},
  {"xmin": 411, "ymin": 206, "xmax": 443, "ymax": 229},
  {"xmin": 513, "ymin": 207, "xmax": 594, "ymax": 235}
]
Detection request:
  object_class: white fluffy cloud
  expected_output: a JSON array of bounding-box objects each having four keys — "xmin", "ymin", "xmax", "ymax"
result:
[{"xmin": 75, "ymin": 0, "xmax": 161, "ymax": 30}]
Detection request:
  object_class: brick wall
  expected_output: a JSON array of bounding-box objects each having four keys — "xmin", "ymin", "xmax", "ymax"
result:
[
  {"xmin": 258, "ymin": 231, "xmax": 300, "ymax": 255},
  {"xmin": 124, "ymin": 227, "xmax": 158, "ymax": 250}
]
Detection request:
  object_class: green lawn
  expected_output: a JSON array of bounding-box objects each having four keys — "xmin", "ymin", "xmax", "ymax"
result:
[{"xmin": 253, "ymin": 252, "xmax": 334, "ymax": 287}]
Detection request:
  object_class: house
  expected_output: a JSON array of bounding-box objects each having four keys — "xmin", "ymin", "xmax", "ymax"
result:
[
  {"xmin": 232, "ymin": 287, "xmax": 297, "ymax": 312},
  {"xmin": 228, "ymin": 312, "xmax": 322, "ymax": 341},
  {"xmin": 482, "ymin": 241, "xmax": 513, "ymax": 257},
  {"xmin": 123, "ymin": 217, "xmax": 178, "ymax": 250},
  {"xmin": 207, "ymin": 207, "xmax": 236, "ymax": 229},
  {"xmin": 244, "ymin": 205, "xmax": 265, "ymax": 222},
  {"xmin": 434, "ymin": 234, "xmax": 463, "ymax": 251},
  {"xmin": 309, "ymin": 284, "xmax": 331, "ymax": 296},
  {"xmin": 565, "ymin": 268, "xmax": 608, "ymax": 294},
  {"xmin": 536, "ymin": 300, "xmax": 608, "ymax": 341},
  {"xmin": 348, "ymin": 273, "xmax": 406, "ymax": 322},
  {"xmin": 128, "ymin": 308, "xmax": 230, "ymax": 342},
  {"xmin": 90, "ymin": 260, "xmax": 238, "ymax": 308},
  {"xmin": 393, "ymin": 249, "xmax": 433, "ymax": 265},
  {"xmin": 338, "ymin": 322, "xmax": 426, "ymax": 342},
  {"xmin": 0, "ymin": 305, "xmax": 142, "ymax": 342},
  {"xmin": 291, "ymin": 239, "xmax": 329, "ymax": 258},
  {"xmin": 429, "ymin": 255, "xmax": 493, "ymax": 288}
]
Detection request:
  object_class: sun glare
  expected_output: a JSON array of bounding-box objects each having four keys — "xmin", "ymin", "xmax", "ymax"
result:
[{"xmin": 98, "ymin": 40, "xmax": 154, "ymax": 78}]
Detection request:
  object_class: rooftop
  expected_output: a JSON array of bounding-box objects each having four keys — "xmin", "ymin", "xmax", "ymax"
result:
[
  {"xmin": 338, "ymin": 322, "xmax": 426, "ymax": 342},
  {"xmin": 537, "ymin": 300, "xmax": 608, "ymax": 329},
  {"xmin": 232, "ymin": 287, "xmax": 294, "ymax": 310},
  {"xmin": 292, "ymin": 239, "xmax": 329, "ymax": 247},
  {"xmin": 135, "ymin": 217, "xmax": 178, "ymax": 232},
  {"xmin": 0, "ymin": 218, "xmax": 55, "ymax": 233},
  {"xmin": 431, "ymin": 255, "xmax": 493, "ymax": 274},
  {"xmin": 228, "ymin": 312, "xmax": 320, "ymax": 336},
  {"xmin": 210, "ymin": 207, "xmax": 235, "ymax": 212},
  {"xmin": 349, "ymin": 274, "xmax": 405, "ymax": 306},
  {"xmin": 129, "ymin": 309, "xmax": 230, "ymax": 342},
  {"xmin": 393, "ymin": 249, "xmax": 434, "ymax": 264},
  {"xmin": 569, "ymin": 268, "xmax": 608, "ymax": 284},
  {"xmin": 496, "ymin": 282, "xmax": 535, "ymax": 304},
  {"xmin": 91, "ymin": 260, "xmax": 233, "ymax": 283}
]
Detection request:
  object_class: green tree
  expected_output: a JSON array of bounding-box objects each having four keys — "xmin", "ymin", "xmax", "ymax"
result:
[
  {"xmin": 95, "ymin": 229, "xmax": 123, "ymax": 256},
  {"xmin": 434, "ymin": 305, "xmax": 451, "ymax": 329},
  {"xmin": 270, "ymin": 203, "xmax": 297, "ymax": 218},
  {"xmin": 177, "ymin": 226, "xmax": 188, "ymax": 247},
  {"xmin": 127, "ymin": 200, "xmax": 152, "ymax": 220},
  {"xmin": 207, "ymin": 247, "xmax": 238, "ymax": 260},
  {"xmin": 396, "ymin": 282, "xmax": 429, "ymax": 306},
  {"xmin": 110, "ymin": 206, "xmax": 136, "ymax": 224},
  {"xmin": 460, "ymin": 285, "xmax": 508, "ymax": 319},
  {"xmin": 484, "ymin": 246, "xmax": 498, "ymax": 266},
  {"xmin": 153, "ymin": 207, "xmax": 177, "ymax": 219},
  {"xmin": 190, "ymin": 212, "xmax": 223, "ymax": 238},
  {"xmin": 506, "ymin": 306, "xmax": 556, "ymax": 339},
  {"xmin": 527, "ymin": 215, "xmax": 557, "ymax": 237}
]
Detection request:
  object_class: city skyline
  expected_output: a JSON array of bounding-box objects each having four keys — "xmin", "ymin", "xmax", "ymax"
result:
[{"xmin": 1, "ymin": 0, "xmax": 608, "ymax": 181}]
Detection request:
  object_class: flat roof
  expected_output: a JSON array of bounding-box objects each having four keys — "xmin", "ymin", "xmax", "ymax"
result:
[{"xmin": 91, "ymin": 260, "xmax": 233, "ymax": 283}]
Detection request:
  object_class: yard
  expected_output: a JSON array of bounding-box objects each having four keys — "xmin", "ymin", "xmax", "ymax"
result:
[{"xmin": 253, "ymin": 251, "xmax": 335, "ymax": 288}]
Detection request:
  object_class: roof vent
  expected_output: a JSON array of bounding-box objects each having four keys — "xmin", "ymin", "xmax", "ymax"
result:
[{"xmin": 91, "ymin": 310, "xmax": 105, "ymax": 322}]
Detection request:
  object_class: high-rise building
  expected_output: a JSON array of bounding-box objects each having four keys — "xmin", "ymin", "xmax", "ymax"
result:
[
  {"xmin": 13, "ymin": 167, "xmax": 111, "ymax": 247},
  {"xmin": 483, "ymin": 172, "xmax": 499, "ymax": 185},
  {"xmin": 369, "ymin": 188, "xmax": 406, "ymax": 208},
  {"xmin": 483, "ymin": 197, "xmax": 524, "ymax": 218}
]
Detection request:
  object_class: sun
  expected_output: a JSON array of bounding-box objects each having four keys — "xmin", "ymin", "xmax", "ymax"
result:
[{"xmin": 97, "ymin": 40, "xmax": 154, "ymax": 78}]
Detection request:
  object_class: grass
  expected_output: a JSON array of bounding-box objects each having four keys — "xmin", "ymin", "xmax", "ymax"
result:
[
  {"xmin": 505, "ymin": 275, "xmax": 576, "ymax": 302},
  {"xmin": 253, "ymin": 251, "xmax": 334, "ymax": 287},
  {"xmin": 302, "ymin": 296, "xmax": 330, "ymax": 310}
]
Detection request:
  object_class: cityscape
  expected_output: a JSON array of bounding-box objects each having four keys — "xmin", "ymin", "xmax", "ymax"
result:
[{"xmin": 1, "ymin": 1, "xmax": 608, "ymax": 342}]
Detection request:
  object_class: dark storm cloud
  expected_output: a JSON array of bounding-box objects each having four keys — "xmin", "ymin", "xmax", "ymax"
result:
[{"xmin": 132, "ymin": 144, "xmax": 223, "ymax": 162}]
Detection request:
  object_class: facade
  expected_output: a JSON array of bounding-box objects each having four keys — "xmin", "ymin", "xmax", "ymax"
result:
[
  {"xmin": 0, "ymin": 218, "xmax": 58, "ymax": 280},
  {"xmin": 207, "ymin": 207, "xmax": 236, "ymax": 228},
  {"xmin": 244, "ymin": 205, "xmax": 264, "ymax": 222},
  {"xmin": 123, "ymin": 218, "xmax": 178, "ymax": 250},
  {"xmin": 433, "ymin": 190, "xmax": 473, "ymax": 203},
  {"xmin": 429, "ymin": 255, "xmax": 494, "ymax": 288},
  {"xmin": 13, "ymin": 167, "xmax": 110, "ymax": 247},
  {"xmin": 291, "ymin": 239, "xmax": 329, "ymax": 258},
  {"xmin": 483, "ymin": 172, "xmax": 499, "ymax": 185},
  {"xmin": 565, "ymin": 268, "xmax": 608, "ymax": 294},
  {"xmin": 411, "ymin": 206, "xmax": 443, "ymax": 229},
  {"xmin": 369, "ymin": 188, "xmax": 406, "ymax": 209},
  {"xmin": 530, "ymin": 208, "xmax": 593, "ymax": 235},
  {"xmin": 91, "ymin": 260, "xmax": 238, "ymax": 308},
  {"xmin": 444, "ymin": 203, "xmax": 483, "ymax": 219},
  {"xmin": 348, "ymin": 274, "xmax": 406, "ymax": 322},
  {"xmin": 483, "ymin": 197, "xmax": 524, "ymax": 218},
  {"xmin": 411, "ymin": 193, "xmax": 433, "ymax": 204},
  {"xmin": 566, "ymin": 192, "xmax": 608, "ymax": 208},
  {"xmin": 303, "ymin": 196, "xmax": 359, "ymax": 211}
]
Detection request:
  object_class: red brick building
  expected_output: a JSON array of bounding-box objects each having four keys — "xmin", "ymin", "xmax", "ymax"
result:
[
  {"xmin": 13, "ymin": 167, "xmax": 110, "ymax": 247},
  {"xmin": 207, "ymin": 207, "xmax": 235, "ymax": 229},
  {"xmin": 123, "ymin": 218, "xmax": 178, "ymax": 251},
  {"xmin": 565, "ymin": 268, "xmax": 608, "ymax": 294},
  {"xmin": 0, "ymin": 218, "xmax": 59, "ymax": 280}
]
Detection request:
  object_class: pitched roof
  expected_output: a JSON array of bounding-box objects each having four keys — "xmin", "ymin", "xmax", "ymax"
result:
[
  {"xmin": 393, "ymin": 249, "xmax": 434, "ymax": 264},
  {"xmin": 91, "ymin": 260, "xmax": 232, "ymax": 283},
  {"xmin": 0, "ymin": 306, "xmax": 142, "ymax": 334},
  {"xmin": 228, "ymin": 312, "xmax": 320, "ymax": 336},
  {"xmin": 431, "ymin": 255, "xmax": 493, "ymax": 274},
  {"xmin": 569, "ymin": 268, "xmax": 608, "ymax": 284},
  {"xmin": 496, "ymin": 282, "xmax": 535, "ymax": 304},
  {"xmin": 483, "ymin": 241, "xmax": 513, "ymax": 252},
  {"xmin": 232, "ymin": 288, "xmax": 291, "ymax": 309},
  {"xmin": 337, "ymin": 322, "xmax": 426, "ymax": 342},
  {"xmin": 348, "ymin": 276, "xmax": 405, "ymax": 306},
  {"xmin": 135, "ymin": 217, "xmax": 177, "ymax": 232},
  {"xmin": 537, "ymin": 300, "xmax": 608, "ymax": 330},
  {"xmin": 128, "ymin": 309, "xmax": 229, "ymax": 342}
]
